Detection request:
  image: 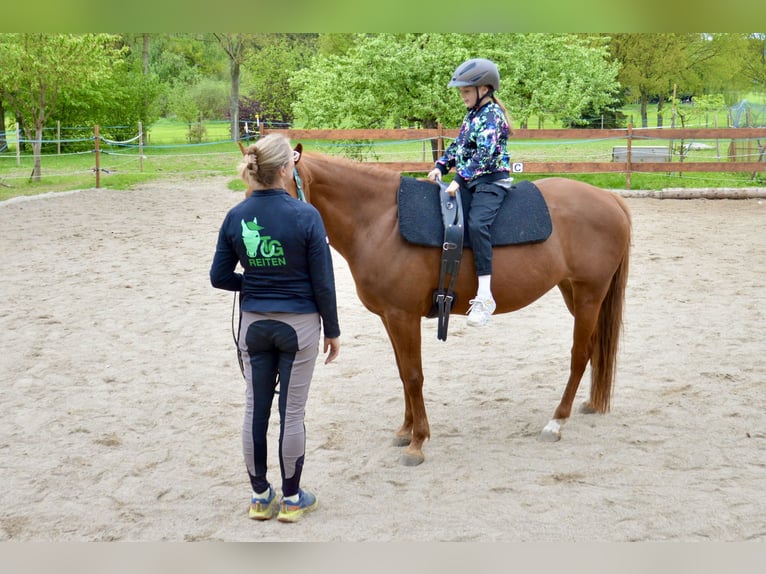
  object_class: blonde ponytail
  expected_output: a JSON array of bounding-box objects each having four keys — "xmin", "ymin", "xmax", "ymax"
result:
[
  {"xmin": 492, "ymin": 94, "xmax": 513, "ymax": 136},
  {"xmin": 239, "ymin": 133, "xmax": 293, "ymax": 189}
]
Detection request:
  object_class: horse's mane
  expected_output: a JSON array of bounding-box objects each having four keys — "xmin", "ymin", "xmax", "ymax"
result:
[{"xmin": 301, "ymin": 150, "xmax": 402, "ymax": 181}]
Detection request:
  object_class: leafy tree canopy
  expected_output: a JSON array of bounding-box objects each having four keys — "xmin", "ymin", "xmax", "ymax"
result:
[
  {"xmin": 0, "ymin": 33, "xmax": 127, "ymax": 178},
  {"xmin": 291, "ymin": 33, "xmax": 621, "ymax": 130}
]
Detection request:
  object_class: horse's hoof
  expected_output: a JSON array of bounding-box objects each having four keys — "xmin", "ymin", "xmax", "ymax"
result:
[
  {"xmin": 540, "ymin": 420, "xmax": 562, "ymax": 442},
  {"xmin": 392, "ymin": 435, "xmax": 411, "ymax": 447},
  {"xmin": 400, "ymin": 452, "xmax": 425, "ymax": 466},
  {"xmin": 578, "ymin": 401, "xmax": 597, "ymax": 414}
]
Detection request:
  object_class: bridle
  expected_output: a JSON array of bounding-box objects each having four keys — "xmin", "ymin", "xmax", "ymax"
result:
[{"xmin": 291, "ymin": 144, "xmax": 307, "ymax": 203}]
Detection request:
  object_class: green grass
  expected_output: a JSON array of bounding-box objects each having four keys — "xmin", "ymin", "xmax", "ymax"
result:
[
  {"xmin": 147, "ymin": 117, "xmax": 233, "ymax": 144},
  {"xmin": 0, "ymin": 138, "xmax": 244, "ymax": 201}
]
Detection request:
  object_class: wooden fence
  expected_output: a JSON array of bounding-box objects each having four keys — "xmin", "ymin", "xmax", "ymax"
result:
[{"xmin": 261, "ymin": 125, "xmax": 766, "ymax": 189}]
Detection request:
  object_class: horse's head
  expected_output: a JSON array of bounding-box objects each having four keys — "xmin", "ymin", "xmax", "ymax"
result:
[{"xmin": 238, "ymin": 140, "xmax": 309, "ymax": 202}]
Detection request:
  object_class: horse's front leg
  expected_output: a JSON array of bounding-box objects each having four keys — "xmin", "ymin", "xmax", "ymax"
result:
[
  {"xmin": 392, "ymin": 411, "xmax": 413, "ymax": 447},
  {"xmin": 381, "ymin": 312, "xmax": 430, "ymax": 465}
]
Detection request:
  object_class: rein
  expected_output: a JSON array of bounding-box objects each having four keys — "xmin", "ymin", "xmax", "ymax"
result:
[{"xmin": 293, "ymin": 166, "xmax": 306, "ymax": 202}]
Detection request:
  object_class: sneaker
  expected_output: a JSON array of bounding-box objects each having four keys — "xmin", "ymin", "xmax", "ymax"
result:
[
  {"xmin": 277, "ymin": 489, "xmax": 318, "ymax": 523},
  {"xmin": 466, "ymin": 297, "xmax": 496, "ymax": 327},
  {"xmin": 249, "ymin": 486, "xmax": 279, "ymax": 521}
]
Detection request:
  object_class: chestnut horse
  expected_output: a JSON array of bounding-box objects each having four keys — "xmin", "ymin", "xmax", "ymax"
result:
[{"xmin": 279, "ymin": 149, "xmax": 631, "ymax": 466}]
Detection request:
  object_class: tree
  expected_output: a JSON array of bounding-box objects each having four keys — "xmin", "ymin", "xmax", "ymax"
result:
[
  {"xmin": 168, "ymin": 78, "xmax": 228, "ymax": 143},
  {"xmin": 675, "ymin": 93, "xmax": 726, "ymax": 128},
  {"xmin": 0, "ymin": 98, "xmax": 6, "ymax": 151},
  {"xmin": 51, "ymin": 48, "xmax": 163, "ymax": 151},
  {"xmin": 740, "ymin": 33, "xmax": 766, "ymax": 98},
  {"xmin": 213, "ymin": 33, "xmax": 253, "ymax": 141},
  {"xmin": 609, "ymin": 34, "xmax": 676, "ymax": 127},
  {"xmin": 116, "ymin": 33, "xmax": 164, "ymax": 144},
  {"xmin": 292, "ymin": 33, "xmax": 471, "ymax": 159},
  {"xmin": 293, "ymin": 33, "xmax": 467, "ymax": 132},
  {"xmin": 241, "ymin": 34, "xmax": 318, "ymax": 127},
  {"xmin": 139, "ymin": 33, "xmax": 225, "ymax": 117},
  {"xmin": 688, "ymin": 34, "xmax": 751, "ymax": 102},
  {"xmin": 317, "ymin": 33, "xmax": 357, "ymax": 56},
  {"xmin": 170, "ymin": 85, "xmax": 201, "ymax": 138},
  {"xmin": 291, "ymin": 33, "xmax": 620, "ymax": 151},
  {"xmin": 0, "ymin": 33, "xmax": 125, "ymax": 180},
  {"xmin": 502, "ymin": 34, "xmax": 621, "ymax": 128},
  {"xmin": 605, "ymin": 33, "xmax": 741, "ymax": 127}
]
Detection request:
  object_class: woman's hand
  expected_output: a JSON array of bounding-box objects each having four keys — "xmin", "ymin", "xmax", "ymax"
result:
[
  {"xmin": 323, "ymin": 337, "xmax": 340, "ymax": 364},
  {"xmin": 427, "ymin": 168, "xmax": 442, "ymax": 182}
]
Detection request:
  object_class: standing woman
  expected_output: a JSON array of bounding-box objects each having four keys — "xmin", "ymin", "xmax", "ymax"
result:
[
  {"xmin": 210, "ymin": 133, "xmax": 341, "ymax": 523},
  {"xmin": 428, "ymin": 58, "xmax": 513, "ymax": 327}
]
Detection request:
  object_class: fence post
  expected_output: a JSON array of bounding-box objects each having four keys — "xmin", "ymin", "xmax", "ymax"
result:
[
  {"xmin": 715, "ymin": 114, "xmax": 720, "ymax": 160},
  {"xmin": 138, "ymin": 121, "xmax": 144, "ymax": 173},
  {"xmin": 15, "ymin": 123, "xmax": 21, "ymax": 167},
  {"xmin": 94, "ymin": 124, "xmax": 101, "ymax": 189},
  {"xmin": 625, "ymin": 123, "xmax": 632, "ymax": 190},
  {"xmin": 437, "ymin": 123, "xmax": 444, "ymax": 158}
]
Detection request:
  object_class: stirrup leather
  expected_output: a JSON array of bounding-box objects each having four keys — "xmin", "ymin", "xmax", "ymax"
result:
[{"xmin": 432, "ymin": 183, "xmax": 464, "ymax": 341}]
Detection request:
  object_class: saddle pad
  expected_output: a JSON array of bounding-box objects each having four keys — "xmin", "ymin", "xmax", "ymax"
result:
[{"xmin": 397, "ymin": 177, "xmax": 552, "ymax": 248}]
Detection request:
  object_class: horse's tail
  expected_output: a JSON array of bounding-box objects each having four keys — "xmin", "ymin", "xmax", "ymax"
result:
[{"xmin": 589, "ymin": 198, "xmax": 631, "ymax": 413}]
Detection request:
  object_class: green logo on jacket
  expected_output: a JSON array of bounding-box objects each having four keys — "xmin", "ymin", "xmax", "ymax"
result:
[{"xmin": 241, "ymin": 217, "xmax": 286, "ymax": 267}]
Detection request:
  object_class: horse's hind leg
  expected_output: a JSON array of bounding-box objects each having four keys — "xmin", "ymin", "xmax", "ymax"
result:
[
  {"xmin": 541, "ymin": 286, "xmax": 601, "ymax": 442},
  {"xmin": 555, "ymin": 280, "xmax": 596, "ymax": 415},
  {"xmin": 381, "ymin": 312, "xmax": 430, "ymax": 466}
]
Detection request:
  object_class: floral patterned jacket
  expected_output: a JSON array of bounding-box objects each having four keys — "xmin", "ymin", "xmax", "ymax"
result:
[{"xmin": 435, "ymin": 101, "xmax": 511, "ymax": 187}]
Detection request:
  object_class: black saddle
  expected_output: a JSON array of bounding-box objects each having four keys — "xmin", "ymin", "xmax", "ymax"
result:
[{"xmin": 397, "ymin": 177, "xmax": 552, "ymax": 248}]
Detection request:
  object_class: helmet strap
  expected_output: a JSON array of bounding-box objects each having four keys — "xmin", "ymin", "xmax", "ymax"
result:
[{"xmin": 471, "ymin": 87, "xmax": 494, "ymax": 111}]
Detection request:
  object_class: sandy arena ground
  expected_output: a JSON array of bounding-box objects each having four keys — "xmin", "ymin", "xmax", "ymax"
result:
[{"xmin": 1, "ymin": 178, "xmax": 764, "ymax": 542}]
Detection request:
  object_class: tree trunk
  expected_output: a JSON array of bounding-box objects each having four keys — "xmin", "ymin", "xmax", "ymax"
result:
[
  {"xmin": 230, "ymin": 60, "xmax": 240, "ymax": 141},
  {"xmin": 142, "ymin": 33, "xmax": 150, "ymax": 75},
  {"xmin": 422, "ymin": 118, "xmax": 441, "ymax": 162},
  {"xmin": 640, "ymin": 92, "xmax": 649, "ymax": 128},
  {"xmin": 657, "ymin": 96, "xmax": 664, "ymax": 128},
  {"xmin": 212, "ymin": 33, "xmax": 247, "ymax": 141},
  {"xmin": 142, "ymin": 34, "xmax": 150, "ymax": 145},
  {"xmin": 31, "ymin": 125, "xmax": 42, "ymax": 182},
  {"xmin": 0, "ymin": 99, "xmax": 6, "ymax": 150},
  {"xmin": 16, "ymin": 115, "xmax": 27, "ymax": 152}
]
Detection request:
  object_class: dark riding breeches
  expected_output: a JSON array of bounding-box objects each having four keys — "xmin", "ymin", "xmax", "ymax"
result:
[
  {"xmin": 467, "ymin": 182, "xmax": 508, "ymax": 276},
  {"xmin": 238, "ymin": 311, "xmax": 320, "ymax": 498}
]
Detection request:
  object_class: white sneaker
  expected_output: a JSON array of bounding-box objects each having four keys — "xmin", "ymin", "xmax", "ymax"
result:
[{"xmin": 466, "ymin": 297, "xmax": 496, "ymax": 327}]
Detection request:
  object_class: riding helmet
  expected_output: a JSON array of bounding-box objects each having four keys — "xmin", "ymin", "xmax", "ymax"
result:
[{"xmin": 448, "ymin": 58, "xmax": 500, "ymax": 91}]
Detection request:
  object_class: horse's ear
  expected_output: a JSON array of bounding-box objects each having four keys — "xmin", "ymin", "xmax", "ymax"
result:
[
  {"xmin": 293, "ymin": 143, "xmax": 303, "ymax": 165},
  {"xmin": 238, "ymin": 141, "xmax": 246, "ymax": 156}
]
